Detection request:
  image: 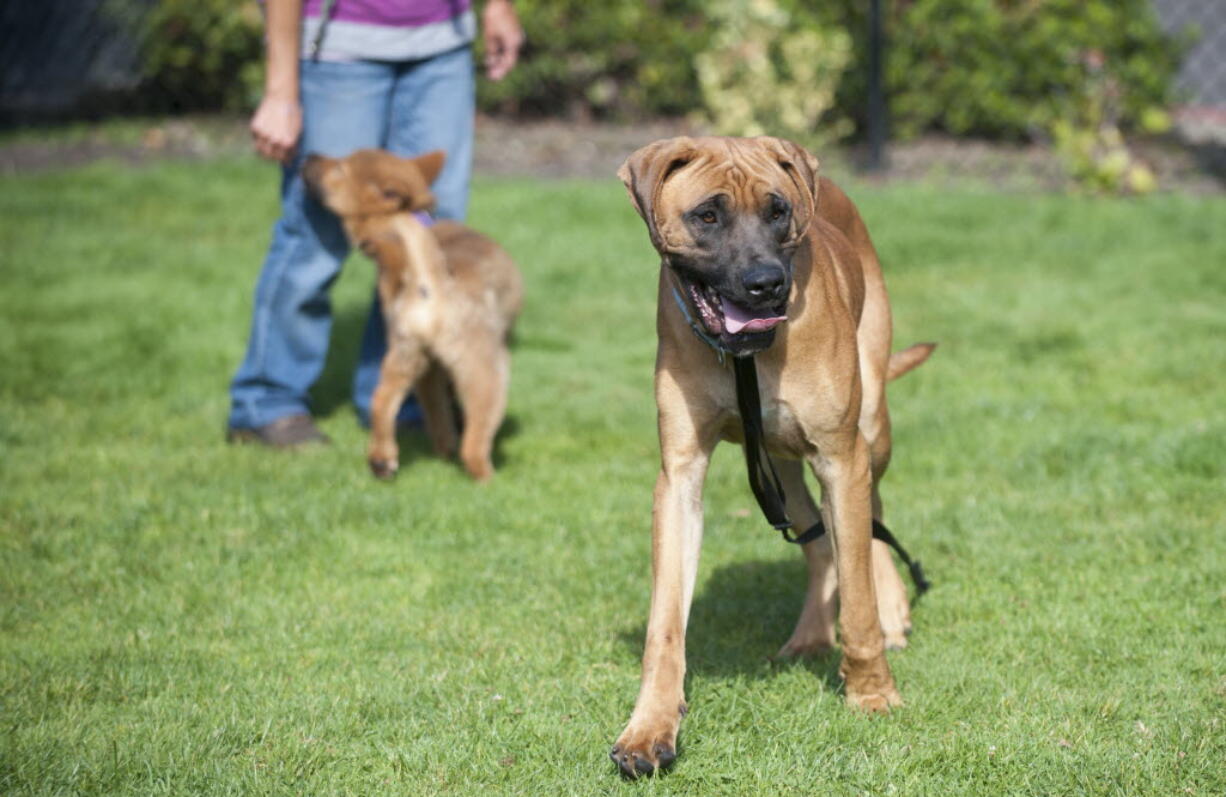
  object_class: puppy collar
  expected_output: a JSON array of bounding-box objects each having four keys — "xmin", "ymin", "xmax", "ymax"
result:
[{"xmin": 412, "ymin": 211, "xmax": 434, "ymax": 227}]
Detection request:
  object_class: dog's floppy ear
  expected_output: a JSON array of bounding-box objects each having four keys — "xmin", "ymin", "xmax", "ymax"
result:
[
  {"xmin": 758, "ymin": 136, "xmax": 820, "ymax": 244},
  {"xmin": 618, "ymin": 137, "xmax": 697, "ymax": 250}
]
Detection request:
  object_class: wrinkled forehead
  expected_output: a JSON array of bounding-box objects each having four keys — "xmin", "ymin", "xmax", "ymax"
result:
[{"xmin": 658, "ymin": 145, "xmax": 793, "ymax": 212}]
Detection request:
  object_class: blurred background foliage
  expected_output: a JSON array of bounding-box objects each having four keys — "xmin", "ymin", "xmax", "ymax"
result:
[
  {"xmin": 135, "ymin": 0, "xmax": 1185, "ymax": 141},
  {"xmin": 133, "ymin": 0, "xmax": 265, "ymax": 112},
  {"xmin": 695, "ymin": 0, "xmax": 853, "ymax": 147},
  {"xmin": 878, "ymin": 0, "xmax": 1184, "ymax": 140},
  {"xmin": 17, "ymin": 0, "xmax": 1192, "ymax": 192},
  {"xmin": 474, "ymin": 0, "xmax": 709, "ymax": 119}
]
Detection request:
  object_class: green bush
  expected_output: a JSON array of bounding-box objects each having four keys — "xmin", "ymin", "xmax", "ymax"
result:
[
  {"xmin": 695, "ymin": 0, "xmax": 852, "ymax": 146},
  {"xmin": 481, "ymin": 0, "xmax": 1184, "ymax": 139},
  {"xmin": 874, "ymin": 0, "xmax": 1184, "ymax": 140},
  {"xmin": 137, "ymin": 0, "xmax": 264, "ymax": 113},
  {"xmin": 475, "ymin": 0, "xmax": 710, "ymax": 119},
  {"xmin": 125, "ymin": 0, "xmax": 1184, "ymax": 149},
  {"xmin": 1047, "ymin": 51, "xmax": 1173, "ymax": 195}
]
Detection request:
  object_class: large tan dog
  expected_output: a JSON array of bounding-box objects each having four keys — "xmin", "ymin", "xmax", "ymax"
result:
[
  {"xmin": 610, "ymin": 136, "xmax": 933, "ymax": 776},
  {"xmin": 303, "ymin": 149, "xmax": 522, "ymax": 482}
]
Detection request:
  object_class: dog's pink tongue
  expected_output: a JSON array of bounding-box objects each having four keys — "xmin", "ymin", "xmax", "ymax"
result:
[{"xmin": 722, "ymin": 297, "xmax": 787, "ymax": 334}]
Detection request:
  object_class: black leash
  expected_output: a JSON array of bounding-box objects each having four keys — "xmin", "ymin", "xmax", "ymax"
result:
[{"xmin": 731, "ymin": 356, "xmax": 931, "ymax": 600}]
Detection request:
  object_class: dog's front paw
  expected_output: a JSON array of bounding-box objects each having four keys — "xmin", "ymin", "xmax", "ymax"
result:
[
  {"xmin": 841, "ymin": 655, "xmax": 902, "ymax": 713},
  {"xmin": 845, "ymin": 686, "xmax": 902, "ymax": 713},
  {"xmin": 368, "ymin": 456, "xmax": 399, "ymax": 480},
  {"xmin": 609, "ymin": 707, "xmax": 684, "ymax": 778},
  {"xmin": 609, "ymin": 737, "xmax": 676, "ymax": 779}
]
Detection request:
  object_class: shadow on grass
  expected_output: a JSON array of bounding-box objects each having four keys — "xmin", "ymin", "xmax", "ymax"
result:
[
  {"xmin": 311, "ymin": 303, "xmax": 367, "ymax": 421},
  {"xmin": 618, "ymin": 557, "xmax": 843, "ymax": 694}
]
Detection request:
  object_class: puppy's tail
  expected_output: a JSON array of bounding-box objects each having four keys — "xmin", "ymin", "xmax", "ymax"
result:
[{"xmin": 887, "ymin": 342, "xmax": 937, "ymax": 382}]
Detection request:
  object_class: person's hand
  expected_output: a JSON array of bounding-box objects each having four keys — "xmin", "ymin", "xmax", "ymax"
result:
[
  {"xmin": 481, "ymin": 0, "xmax": 523, "ymax": 81},
  {"xmin": 250, "ymin": 95, "xmax": 302, "ymax": 164}
]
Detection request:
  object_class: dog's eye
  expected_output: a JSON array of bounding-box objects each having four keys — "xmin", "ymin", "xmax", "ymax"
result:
[{"xmin": 699, "ymin": 210, "xmax": 718, "ymax": 224}]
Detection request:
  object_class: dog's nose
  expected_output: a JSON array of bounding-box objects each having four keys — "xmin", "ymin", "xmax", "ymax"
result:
[{"xmin": 741, "ymin": 264, "xmax": 788, "ymax": 304}]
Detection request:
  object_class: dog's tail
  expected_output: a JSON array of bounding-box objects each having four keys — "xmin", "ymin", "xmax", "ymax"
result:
[{"xmin": 887, "ymin": 342, "xmax": 937, "ymax": 382}]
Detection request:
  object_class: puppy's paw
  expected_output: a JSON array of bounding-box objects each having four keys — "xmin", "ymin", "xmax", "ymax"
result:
[
  {"xmin": 368, "ymin": 457, "xmax": 399, "ymax": 480},
  {"xmin": 461, "ymin": 455, "xmax": 494, "ymax": 483}
]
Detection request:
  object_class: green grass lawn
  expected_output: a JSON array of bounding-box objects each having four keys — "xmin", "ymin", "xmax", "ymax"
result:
[{"xmin": 1, "ymin": 155, "xmax": 1224, "ymax": 796}]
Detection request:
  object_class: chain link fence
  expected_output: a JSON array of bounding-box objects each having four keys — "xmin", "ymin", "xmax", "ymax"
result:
[
  {"xmin": 1152, "ymin": 0, "xmax": 1226, "ymax": 147},
  {"xmin": 0, "ymin": 0, "xmax": 154, "ymax": 123}
]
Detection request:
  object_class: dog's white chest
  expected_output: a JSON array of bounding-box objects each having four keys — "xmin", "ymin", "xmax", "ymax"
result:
[{"xmin": 392, "ymin": 293, "xmax": 439, "ymax": 338}]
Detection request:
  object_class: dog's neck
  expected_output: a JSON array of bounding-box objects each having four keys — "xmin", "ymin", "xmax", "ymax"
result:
[{"xmin": 386, "ymin": 212, "xmax": 451, "ymax": 299}]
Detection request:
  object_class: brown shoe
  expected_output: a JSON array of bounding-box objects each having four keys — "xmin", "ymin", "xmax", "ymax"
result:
[{"xmin": 226, "ymin": 414, "xmax": 330, "ymax": 449}]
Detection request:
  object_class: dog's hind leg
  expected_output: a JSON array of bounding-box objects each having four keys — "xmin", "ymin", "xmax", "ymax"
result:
[
  {"xmin": 417, "ymin": 362, "xmax": 459, "ymax": 459},
  {"xmin": 774, "ymin": 455, "xmax": 912, "ymax": 655},
  {"xmin": 368, "ymin": 342, "xmax": 429, "ymax": 479},
  {"xmin": 871, "ymin": 538, "xmax": 911, "ymax": 649},
  {"xmin": 447, "ymin": 342, "xmax": 509, "ymax": 482},
  {"xmin": 859, "ymin": 386, "xmax": 912, "ymax": 649},
  {"xmin": 774, "ymin": 459, "xmax": 838, "ymax": 659},
  {"xmin": 810, "ymin": 430, "xmax": 900, "ymax": 712}
]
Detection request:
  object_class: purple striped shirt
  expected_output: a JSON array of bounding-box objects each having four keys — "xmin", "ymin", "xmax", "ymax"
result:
[
  {"xmin": 301, "ymin": 0, "xmax": 475, "ymax": 62},
  {"xmin": 304, "ymin": 0, "xmax": 471, "ymax": 28}
]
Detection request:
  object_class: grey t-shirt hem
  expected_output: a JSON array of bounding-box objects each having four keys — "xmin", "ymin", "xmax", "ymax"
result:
[{"xmin": 302, "ymin": 10, "xmax": 475, "ymax": 62}]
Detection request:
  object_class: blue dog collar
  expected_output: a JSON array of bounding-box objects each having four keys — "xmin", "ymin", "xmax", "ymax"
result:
[{"xmin": 668, "ymin": 271, "xmax": 729, "ymax": 365}]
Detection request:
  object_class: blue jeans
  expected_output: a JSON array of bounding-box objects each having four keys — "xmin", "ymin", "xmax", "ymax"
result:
[{"xmin": 228, "ymin": 47, "xmax": 474, "ymax": 430}]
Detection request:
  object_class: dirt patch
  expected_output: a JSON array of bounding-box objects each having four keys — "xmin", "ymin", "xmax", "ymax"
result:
[{"xmin": 2, "ymin": 114, "xmax": 1223, "ymax": 194}]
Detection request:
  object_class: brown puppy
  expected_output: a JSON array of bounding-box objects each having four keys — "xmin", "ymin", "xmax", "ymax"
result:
[
  {"xmin": 610, "ymin": 136, "xmax": 933, "ymax": 776},
  {"xmin": 303, "ymin": 149, "xmax": 522, "ymax": 482}
]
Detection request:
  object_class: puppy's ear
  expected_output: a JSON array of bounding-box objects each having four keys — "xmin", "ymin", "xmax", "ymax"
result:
[
  {"xmin": 411, "ymin": 150, "xmax": 446, "ymax": 187},
  {"xmin": 759, "ymin": 137, "xmax": 820, "ymax": 244},
  {"xmin": 617, "ymin": 137, "xmax": 697, "ymax": 250},
  {"xmin": 367, "ymin": 150, "xmax": 439, "ymax": 213}
]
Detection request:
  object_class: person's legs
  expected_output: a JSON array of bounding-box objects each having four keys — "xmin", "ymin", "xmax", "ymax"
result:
[
  {"xmin": 352, "ymin": 45, "xmax": 476, "ymax": 424},
  {"xmin": 229, "ymin": 59, "xmax": 395, "ymax": 432},
  {"xmin": 387, "ymin": 45, "xmax": 476, "ymax": 221}
]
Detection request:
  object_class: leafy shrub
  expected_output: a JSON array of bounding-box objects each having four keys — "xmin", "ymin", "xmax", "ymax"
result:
[
  {"xmin": 137, "ymin": 0, "xmax": 264, "ymax": 113},
  {"xmin": 1048, "ymin": 50, "xmax": 1171, "ymax": 194},
  {"xmin": 695, "ymin": 0, "xmax": 852, "ymax": 146},
  {"xmin": 874, "ymin": 0, "xmax": 1184, "ymax": 140},
  {"xmin": 476, "ymin": 0, "xmax": 710, "ymax": 119},
  {"xmin": 123, "ymin": 0, "xmax": 1185, "ymax": 161}
]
